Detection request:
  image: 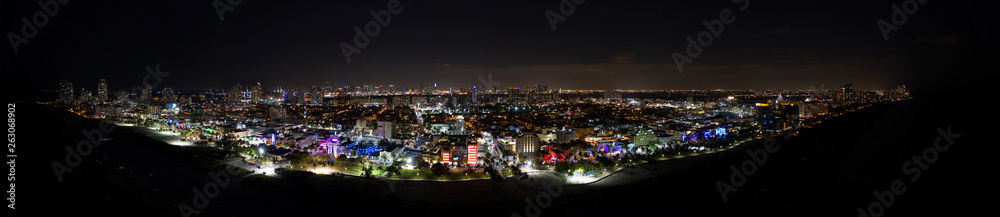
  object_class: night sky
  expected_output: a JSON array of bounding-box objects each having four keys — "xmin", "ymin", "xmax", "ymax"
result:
[{"xmin": 2, "ymin": 0, "xmax": 989, "ymax": 93}]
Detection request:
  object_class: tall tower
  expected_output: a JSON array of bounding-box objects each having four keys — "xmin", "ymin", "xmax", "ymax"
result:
[
  {"xmin": 140, "ymin": 83, "xmax": 152, "ymax": 102},
  {"xmin": 250, "ymin": 82, "xmax": 261, "ymax": 103},
  {"xmin": 80, "ymin": 89, "xmax": 92, "ymax": 103},
  {"xmin": 59, "ymin": 80, "xmax": 74, "ymax": 103},
  {"xmin": 97, "ymin": 79, "xmax": 108, "ymax": 103},
  {"xmin": 840, "ymin": 83, "xmax": 854, "ymax": 103},
  {"xmin": 310, "ymin": 85, "xmax": 324, "ymax": 104},
  {"xmin": 229, "ymin": 83, "xmax": 243, "ymax": 104},
  {"xmin": 162, "ymin": 87, "xmax": 176, "ymax": 103}
]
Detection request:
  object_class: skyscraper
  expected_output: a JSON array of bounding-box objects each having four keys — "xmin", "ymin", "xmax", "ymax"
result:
[
  {"xmin": 310, "ymin": 85, "xmax": 324, "ymax": 104},
  {"xmin": 162, "ymin": 87, "xmax": 176, "ymax": 103},
  {"xmin": 79, "ymin": 89, "xmax": 93, "ymax": 103},
  {"xmin": 229, "ymin": 84, "xmax": 243, "ymax": 104},
  {"xmin": 59, "ymin": 80, "xmax": 73, "ymax": 103},
  {"xmin": 140, "ymin": 83, "xmax": 152, "ymax": 102},
  {"xmin": 840, "ymin": 83, "xmax": 854, "ymax": 104},
  {"xmin": 97, "ymin": 79, "xmax": 108, "ymax": 103},
  {"xmin": 250, "ymin": 82, "xmax": 261, "ymax": 103}
]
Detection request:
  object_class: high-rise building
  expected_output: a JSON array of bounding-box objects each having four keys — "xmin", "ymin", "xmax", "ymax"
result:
[
  {"xmin": 79, "ymin": 90, "xmax": 93, "ymax": 103},
  {"xmin": 250, "ymin": 82, "xmax": 261, "ymax": 103},
  {"xmin": 59, "ymin": 80, "xmax": 74, "ymax": 103},
  {"xmin": 162, "ymin": 87, "xmax": 176, "ymax": 103},
  {"xmin": 310, "ymin": 86, "xmax": 325, "ymax": 104},
  {"xmin": 507, "ymin": 88, "xmax": 521, "ymax": 103},
  {"xmin": 140, "ymin": 84, "xmax": 152, "ymax": 102},
  {"xmin": 228, "ymin": 84, "xmax": 243, "ymax": 104},
  {"xmin": 840, "ymin": 83, "xmax": 854, "ymax": 103},
  {"xmin": 97, "ymin": 79, "xmax": 108, "ymax": 103},
  {"xmin": 757, "ymin": 104, "xmax": 800, "ymax": 133},
  {"xmin": 284, "ymin": 89, "xmax": 305, "ymax": 105}
]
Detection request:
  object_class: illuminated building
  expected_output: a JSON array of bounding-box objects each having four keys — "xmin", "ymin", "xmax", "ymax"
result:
[
  {"xmin": 516, "ymin": 133, "xmax": 540, "ymax": 162},
  {"xmin": 321, "ymin": 137, "xmax": 340, "ymax": 155},
  {"xmin": 556, "ymin": 129, "xmax": 575, "ymax": 144},
  {"xmin": 377, "ymin": 120, "xmax": 393, "ymax": 139},
  {"xmin": 467, "ymin": 142, "xmax": 478, "ymax": 165},
  {"xmin": 631, "ymin": 129, "xmax": 655, "ymax": 146},
  {"xmin": 162, "ymin": 87, "xmax": 176, "ymax": 103},
  {"xmin": 140, "ymin": 83, "xmax": 152, "ymax": 102},
  {"xmin": 455, "ymin": 115, "xmax": 465, "ymax": 132},
  {"xmin": 441, "ymin": 147, "xmax": 451, "ymax": 164},
  {"xmin": 269, "ymin": 106, "xmax": 287, "ymax": 120},
  {"xmin": 228, "ymin": 83, "xmax": 243, "ymax": 104},
  {"xmin": 97, "ymin": 79, "xmax": 108, "ymax": 103},
  {"xmin": 798, "ymin": 102, "xmax": 829, "ymax": 119},
  {"xmin": 840, "ymin": 83, "xmax": 854, "ymax": 104},
  {"xmin": 59, "ymin": 80, "xmax": 73, "ymax": 103},
  {"xmin": 250, "ymin": 82, "xmax": 261, "ymax": 103},
  {"xmin": 756, "ymin": 103, "xmax": 800, "ymax": 133},
  {"xmin": 309, "ymin": 85, "xmax": 324, "ymax": 104},
  {"xmin": 79, "ymin": 90, "xmax": 92, "ymax": 103}
]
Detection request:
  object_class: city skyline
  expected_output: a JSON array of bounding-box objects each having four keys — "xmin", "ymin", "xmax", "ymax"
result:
[
  {"xmin": 2, "ymin": 1, "xmax": 988, "ymax": 216},
  {"xmin": 48, "ymin": 78, "xmax": 903, "ymax": 93}
]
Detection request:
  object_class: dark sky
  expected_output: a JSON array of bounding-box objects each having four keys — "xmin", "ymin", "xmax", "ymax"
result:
[{"xmin": 2, "ymin": 0, "xmax": 989, "ymax": 93}]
